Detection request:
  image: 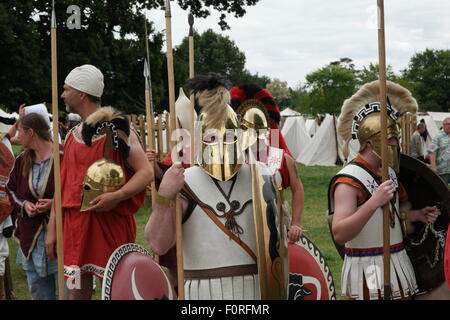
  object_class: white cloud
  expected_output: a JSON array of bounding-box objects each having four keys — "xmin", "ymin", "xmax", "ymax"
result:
[{"xmin": 147, "ymin": 0, "xmax": 450, "ymax": 87}]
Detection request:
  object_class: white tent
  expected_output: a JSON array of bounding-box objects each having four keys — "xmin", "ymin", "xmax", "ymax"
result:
[
  {"xmin": 280, "ymin": 107, "xmax": 301, "ymax": 117},
  {"xmin": 417, "ymin": 114, "xmax": 440, "ymax": 151},
  {"xmin": 337, "ymin": 136, "xmax": 360, "ymax": 164},
  {"xmin": 281, "ymin": 116, "xmax": 311, "ymax": 160},
  {"xmin": 428, "ymin": 112, "xmax": 450, "ymax": 131},
  {"xmin": 417, "ymin": 115, "xmax": 440, "ymax": 139},
  {"xmin": 297, "ymin": 114, "xmax": 339, "ymax": 166},
  {"xmin": 305, "ymin": 118, "xmax": 319, "ymax": 137}
]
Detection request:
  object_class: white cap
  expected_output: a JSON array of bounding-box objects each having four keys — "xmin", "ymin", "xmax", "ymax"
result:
[{"xmin": 64, "ymin": 64, "xmax": 104, "ymax": 97}]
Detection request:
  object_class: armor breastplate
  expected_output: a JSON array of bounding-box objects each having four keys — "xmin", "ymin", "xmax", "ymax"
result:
[
  {"xmin": 333, "ymin": 164, "xmax": 403, "ymax": 249},
  {"xmin": 183, "ymin": 165, "xmax": 257, "ymax": 271}
]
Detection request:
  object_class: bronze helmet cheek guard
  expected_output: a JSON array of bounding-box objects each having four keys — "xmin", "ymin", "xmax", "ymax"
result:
[
  {"xmin": 237, "ymin": 99, "xmax": 270, "ymax": 152},
  {"xmin": 198, "ymin": 112, "xmax": 243, "ymax": 182},
  {"xmin": 358, "ymin": 113, "xmax": 401, "ymax": 172},
  {"xmin": 186, "ymin": 73, "xmax": 247, "ymax": 182}
]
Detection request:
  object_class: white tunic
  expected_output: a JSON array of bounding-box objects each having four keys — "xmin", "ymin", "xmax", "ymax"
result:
[
  {"xmin": 182, "ymin": 165, "xmax": 260, "ymax": 300},
  {"xmin": 331, "ymin": 164, "xmax": 418, "ymax": 300}
]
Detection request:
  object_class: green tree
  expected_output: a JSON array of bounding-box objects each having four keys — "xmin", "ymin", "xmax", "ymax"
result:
[
  {"xmin": 266, "ymin": 78, "xmax": 291, "ymax": 107},
  {"xmin": 304, "ymin": 58, "xmax": 358, "ymax": 115},
  {"xmin": 0, "ymin": 2, "xmax": 47, "ymax": 112},
  {"xmin": 0, "ymin": 0, "xmax": 261, "ymax": 114},
  {"xmin": 402, "ymin": 49, "xmax": 450, "ymax": 112},
  {"xmin": 357, "ymin": 62, "xmax": 399, "ymax": 85},
  {"xmin": 290, "ymin": 83, "xmax": 312, "ymax": 115},
  {"xmin": 173, "ymin": 29, "xmax": 269, "ymax": 91}
]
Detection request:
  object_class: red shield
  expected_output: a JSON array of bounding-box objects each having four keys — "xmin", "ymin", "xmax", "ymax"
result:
[
  {"xmin": 289, "ymin": 235, "xmax": 336, "ymax": 300},
  {"xmin": 101, "ymin": 243, "xmax": 177, "ymax": 300},
  {"xmin": 0, "ymin": 140, "xmax": 14, "ymax": 222}
]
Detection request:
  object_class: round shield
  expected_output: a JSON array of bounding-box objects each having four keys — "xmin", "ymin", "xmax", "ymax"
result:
[
  {"xmin": 0, "ymin": 139, "xmax": 14, "ymax": 222},
  {"xmin": 288, "ymin": 235, "xmax": 336, "ymax": 300},
  {"xmin": 397, "ymin": 153, "xmax": 449, "ymax": 294},
  {"xmin": 101, "ymin": 243, "xmax": 177, "ymax": 300}
]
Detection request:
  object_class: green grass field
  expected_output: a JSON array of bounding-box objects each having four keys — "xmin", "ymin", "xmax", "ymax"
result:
[{"xmin": 6, "ymin": 163, "xmax": 344, "ymax": 300}]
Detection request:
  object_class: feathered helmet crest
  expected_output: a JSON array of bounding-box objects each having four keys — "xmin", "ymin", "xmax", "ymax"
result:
[{"xmin": 338, "ymin": 80, "xmax": 418, "ymax": 160}]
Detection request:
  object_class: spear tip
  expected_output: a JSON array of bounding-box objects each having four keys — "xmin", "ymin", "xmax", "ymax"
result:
[
  {"xmin": 51, "ymin": 0, "xmax": 56, "ymax": 28},
  {"xmin": 165, "ymin": 0, "xmax": 171, "ymax": 17},
  {"xmin": 188, "ymin": 13, "xmax": 194, "ymax": 36},
  {"xmin": 144, "ymin": 59, "xmax": 149, "ymax": 78}
]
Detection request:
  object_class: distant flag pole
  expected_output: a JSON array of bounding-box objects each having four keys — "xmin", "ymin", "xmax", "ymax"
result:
[
  {"xmin": 377, "ymin": 0, "xmax": 392, "ymax": 300},
  {"xmin": 188, "ymin": 13, "xmax": 195, "ymax": 165},
  {"xmin": 50, "ymin": 0, "xmax": 65, "ymax": 300},
  {"xmin": 165, "ymin": 0, "xmax": 185, "ymax": 300}
]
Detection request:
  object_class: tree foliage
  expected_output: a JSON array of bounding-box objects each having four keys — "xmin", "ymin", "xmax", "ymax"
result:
[
  {"xmin": 303, "ymin": 58, "xmax": 358, "ymax": 115},
  {"xmin": 266, "ymin": 78, "xmax": 291, "ymax": 106},
  {"xmin": 402, "ymin": 49, "xmax": 450, "ymax": 112},
  {"xmin": 0, "ymin": 0, "xmax": 261, "ymax": 114},
  {"xmin": 173, "ymin": 29, "xmax": 269, "ymax": 94},
  {"xmin": 357, "ymin": 62, "xmax": 398, "ymax": 86}
]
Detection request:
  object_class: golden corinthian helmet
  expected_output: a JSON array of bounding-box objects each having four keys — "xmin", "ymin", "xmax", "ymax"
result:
[{"xmin": 337, "ymin": 80, "xmax": 418, "ymax": 166}]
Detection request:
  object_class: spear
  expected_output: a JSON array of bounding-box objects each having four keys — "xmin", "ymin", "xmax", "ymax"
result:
[
  {"xmin": 50, "ymin": 0, "xmax": 65, "ymax": 300},
  {"xmin": 188, "ymin": 13, "xmax": 195, "ymax": 165},
  {"xmin": 143, "ymin": 18, "xmax": 158, "ymax": 262},
  {"xmin": 164, "ymin": 0, "xmax": 185, "ymax": 300},
  {"xmin": 377, "ymin": 0, "xmax": 392, "ymax": 300}
]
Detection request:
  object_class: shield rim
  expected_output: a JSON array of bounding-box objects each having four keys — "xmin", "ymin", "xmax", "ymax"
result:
[
  {"xmin": 291, "ymin": 235, "xmax": 337, "ymax": 300},
  {"xmin": 101, "ymin": 243, "xmax": 153, "ymax": 300}
]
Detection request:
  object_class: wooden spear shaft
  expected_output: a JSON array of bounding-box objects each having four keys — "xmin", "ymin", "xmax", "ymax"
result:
[
  {"xmin": 51, "ymin": 2, "xmax": 65, "ymax": 300},
  {"xmin": 377, "ymin": 0, "xmax": 392, "ymax": 300},
  {"xmin": 188, "ymin": 14, "xmax": 195, "ymax": 165},
  {"xmin": 165, "ymin": 0, "xmax": 185, "ymax": 300},
  {"xmin": 143, "ymin": 20, "xmax": 158, "ymax": 219},
  {"xmin": 144, "ymin": 61, "xmax": 158, "ymax": 264}
]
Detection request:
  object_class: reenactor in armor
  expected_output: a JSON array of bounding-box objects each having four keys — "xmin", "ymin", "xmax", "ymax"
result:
[{"xmin": 328, "ymin": 80, "xmax": 441, "ymax": 300}]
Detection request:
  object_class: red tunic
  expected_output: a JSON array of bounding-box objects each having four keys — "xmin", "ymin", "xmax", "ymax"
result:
[{"xmin": 61, "ymin": 129, "xmax": 145, "ymax": 278}]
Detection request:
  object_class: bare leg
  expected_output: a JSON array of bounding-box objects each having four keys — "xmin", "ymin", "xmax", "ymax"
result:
[{"xmin": 68, "ymin": 273, "xmax": 94, "ymax": 300}]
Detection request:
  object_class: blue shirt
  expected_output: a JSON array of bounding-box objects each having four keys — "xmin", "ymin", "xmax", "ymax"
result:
[{"xmin": 427, "ymin": 130, "xmax": 450, "ymax": 175}]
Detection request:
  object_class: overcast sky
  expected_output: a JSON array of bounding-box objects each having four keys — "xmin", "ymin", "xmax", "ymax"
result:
[{"xmin": 146, "ymin": 0, "xmax": 450, "ymax": 88}]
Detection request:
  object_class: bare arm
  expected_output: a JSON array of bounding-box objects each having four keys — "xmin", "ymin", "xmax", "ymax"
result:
[
  {"xmin": 285, "ymin": 154, "xmax": 304, "ymax": 242},
  {"xmin": 416, "ymin": 139, "xmax": 421, "ymax": 156},
  {"xmin": 408, "ymin": 206, "xmax": 441, "ymax": 224},
  {"xmin": 144, "ymin": 163, "xmax": 187, "ymax": 255},
  {"xmin": 145, "ymin": 149, "xmax": 164, "ymax": 180},
  {"xmin": 428, "ymin": 153, "xmax": 437, "ymax": 173},
  {"xmin": 87, "ymin": 130, "xmax": 154, "ymax": 212},
  {"xmin": 332, "ymin": 180, "xmax": 394, "ymax": 245},
  {"xmin": 45, "ymin": 203, "xmax": 57, "ymax": 259}
]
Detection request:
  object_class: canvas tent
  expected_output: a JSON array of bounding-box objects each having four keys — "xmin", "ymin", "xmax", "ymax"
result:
[
  {"xmin": 427, "ymin": 112, "xmax": 450, "ymax": 131},
  {"xmin": 337, "ymin": 136, "xmax": 360, "ymax": 164},
  {"xmin": 280, "ymin": 107, "xmax": 301, "ymax": 117},
  {"xmin": 305, "ymin": 118, "xmax": 319, "ymax": 137},
  {"xmin": 281, "ymin": 116, "xmax": 311, "ymax": 160},
  {"xmin": 281, "ymin": 113, "xmax": 360, "ymax": 166},
  {"xmin": 296, "ymin": 114, "xmax": 340, "ymax": 166}
]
